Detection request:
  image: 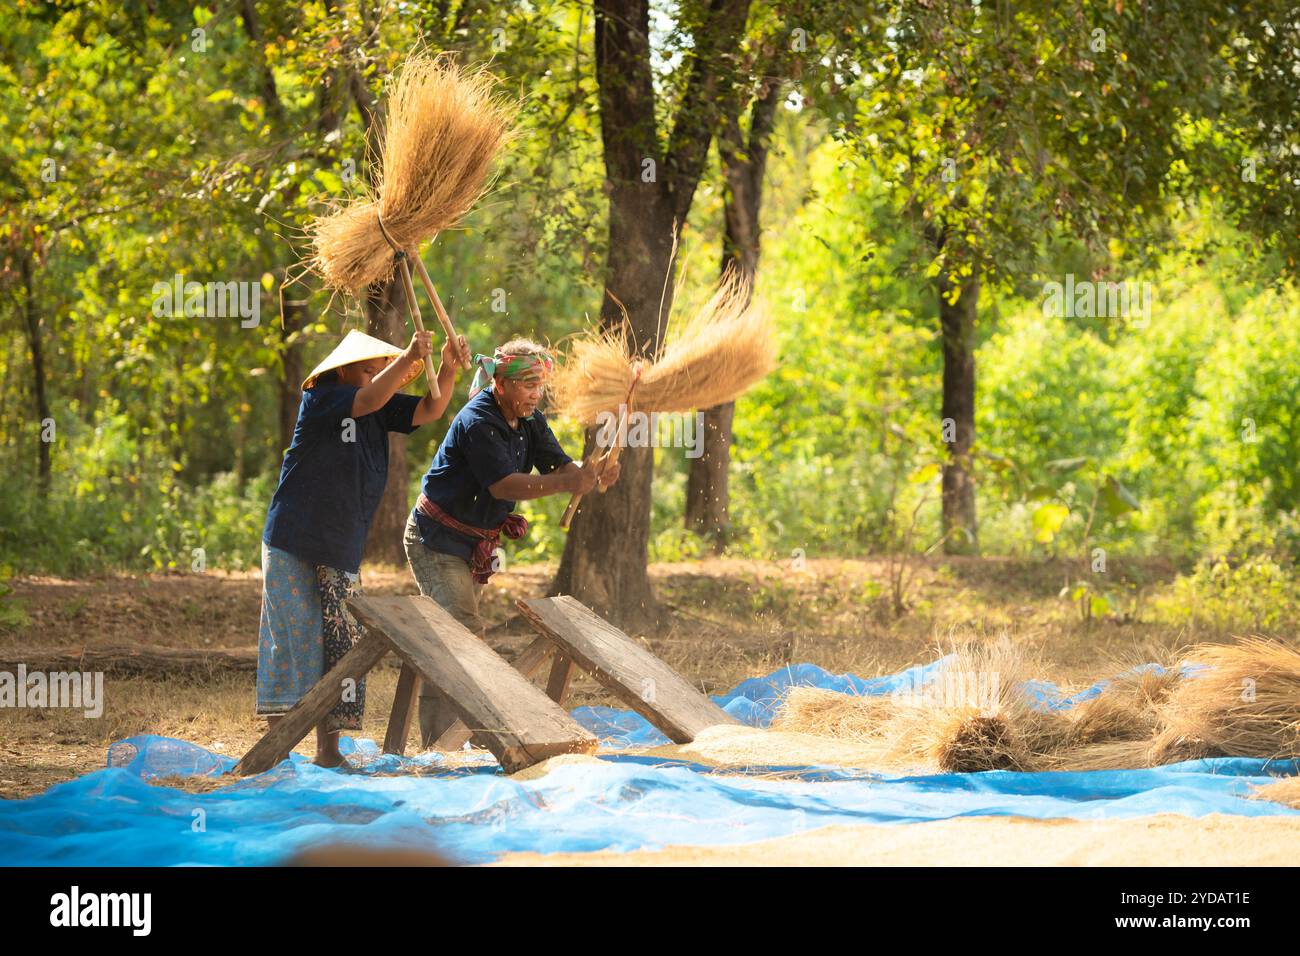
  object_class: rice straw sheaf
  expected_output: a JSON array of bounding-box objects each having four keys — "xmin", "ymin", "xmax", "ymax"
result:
[
  {"xmin": 773, "ymin": 644, "xmax": 1194, "ymax": 773},
  {"xmin": 1037, "ymin": 668, "xmax": 1181, "ymax": 771},
  {"xmin": 309, "ymin": 54, "xmax": 516, "ymax": 293},
  {"xmin": 907, "ymin": 641, "xmax": 1063, "ymax": 773},
  {"xmin": 1058, "ymin": 665, "xmax": 1182, "ymax": 748},
  {"xmin": 773, "ymin": 640, "xmax": 1065, "ymax": 773},
  {"xmin": 549, "ymin": 269, "xmax": 776, "ymax": 424},
  {"xmin": 1148, "ymin": 638, "xmax": 1300, "ymax": 764},
  {"xmin": 771, "ymin": 687, "xmax": 894, "ymax": 743}
]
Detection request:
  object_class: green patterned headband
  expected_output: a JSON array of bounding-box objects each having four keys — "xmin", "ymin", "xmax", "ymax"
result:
[{"xmin": 469, "ymin": 349, "xmax": 554, "ymax": 399}]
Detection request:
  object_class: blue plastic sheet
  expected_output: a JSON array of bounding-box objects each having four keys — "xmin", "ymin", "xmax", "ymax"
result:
[
  {"xmin": 1, "ymin": 659, "xmax": 1297, "ymax": 866},
  {"xmin": 573, "ymin": 657, "xmax": 955, "ymax": 746}
]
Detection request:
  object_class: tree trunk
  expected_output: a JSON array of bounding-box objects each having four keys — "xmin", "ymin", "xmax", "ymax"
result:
[
  {"xmin": 362, "ymin": 275, "xmax": 412, "ymax": 567},
  {"xmin": 277, "ymin": 273, "xmax": 306, "ymax": 455},
  {"xmin": 684, "ymin": 402, "xmax": 736, "ymax": 549},
  {"xmin": 550, "ymin": 120, "xmax": 677, "ymax": 632},
  {"xmin": 938, "ymin": 272, "xmax": 978, "ymax": 554},
  {"xmin": 684, "ymin": 82, "xmax": 778, "ymax": 551},
  {"xmin": 19, "ymin": 253, "xmax": 51, "ymax": 495},
  {"xmin": 238, "ymin": 1, "xmax": 338, "ymax": 464},
  {"xmin": 551, "ymin": 0, "xmax": 751, "ymax": 631}
]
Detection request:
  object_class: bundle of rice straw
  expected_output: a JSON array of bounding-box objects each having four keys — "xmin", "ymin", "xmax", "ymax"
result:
[
  {"xmin": 774, "ymin": 638, "xmax": 1300, "ymax": 774},
  {"xmin": 1062, "ymin": 665, "xmax": 1182, "ymax": 745},
  {"xmin": 773, "ymin": 643, "xmax": 1189, "ymax": 773},
  {"xmin": 549, "ymin": 267, "xmax": 776, "ymax": 424},
  {"xmin": 1039, "ymin": 664, "xmax": 1183, "ymax": 771},
  {"xmin": 895, "ymin": 642, "xmax": 1063, "ymax": 772},
  {"xmin": 773, "ymin": 640, "xmax": 1063, "ymax": 773},
  {"xmin": 772, "ymin": 687, "xmax": 894, "ymax": 743},
  {"xmin": 309, "ymin": 54, "xmax": 515, "ymax": 293},
  {"xmin": 1148, "ymin": 638, "xmax": 1300, "ymax": 763}
]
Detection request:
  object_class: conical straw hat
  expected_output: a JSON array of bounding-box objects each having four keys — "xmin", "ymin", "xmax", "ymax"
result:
[{"xmin": 302, "ymin": 329, "xmax": 423, "ymax": 390}]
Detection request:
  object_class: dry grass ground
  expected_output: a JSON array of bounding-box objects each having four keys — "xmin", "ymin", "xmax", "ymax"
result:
[{"xmin": 0, "ymin": 554, "xmax": 1265, "ymax": 801}]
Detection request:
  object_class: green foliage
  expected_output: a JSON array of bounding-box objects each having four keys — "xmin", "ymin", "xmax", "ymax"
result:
[
  {"xmin": 1153, "ymin": 555, "xmax": 1300, "ymax": 635},
  {"xmin": 0, "ymin": 465, "xmax": 273, "ymax": 575},
  {"xmin": 3, "ymin": 0, "xmax": 1300, "ymax": 591},
  {"xmin": 0, "ymin": 566, "xmax": 30, "ymax": 631}
]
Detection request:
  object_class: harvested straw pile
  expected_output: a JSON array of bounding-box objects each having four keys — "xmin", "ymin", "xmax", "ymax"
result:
[
  {"xmin": 1038, "ymin": 664, "xmax": 1184, "ymax": 770},
  {"xmin": 1149, "ymin": 638, "xmax": 1300, "ymax": 763},
  {"xmin": 1062, "ymin": 666, "xmax": 1182, "ymax": 746},
  {"xmin": 310, "ymin": 55, "xmax": 515, "ymax": 293},
  {"xmin": 774, "ymin": 641, "xmax": 1064, "ymax": 772},
  {"xmin": 774, "ymin": 638, "xmax": 1300, "ymax": 774},
  {"xmin": 1034, "ymin": 671, "xmax": 1180, "ymax": 775},
  {"xmin": 549, "ymin": 268, "xmax": 776, "ymax": 423},
  {"xmin": 773, "ymin": 644, "xmax": 1186, "ymax": 773},
  {"xmin": 773, "ymin": 687, "xmax": 893, "ymax": 743}
]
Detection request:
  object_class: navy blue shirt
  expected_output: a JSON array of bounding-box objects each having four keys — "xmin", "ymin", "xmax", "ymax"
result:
[
  {"xmin": 263, "ymin": 383, "xmax": 422, "ymax": 573},
  {"xmin": 414, "ymin": 386, "xmax": 572, "ymax": 560}
]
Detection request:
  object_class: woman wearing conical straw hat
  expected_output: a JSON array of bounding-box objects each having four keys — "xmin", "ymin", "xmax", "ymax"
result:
[
  {"xmin": 258, "ymin": 327, "xmax": 466, "ymax": 767},
  {"xmin": 403, "ymin": 338, "xmax": 619, "ymax": 747}
]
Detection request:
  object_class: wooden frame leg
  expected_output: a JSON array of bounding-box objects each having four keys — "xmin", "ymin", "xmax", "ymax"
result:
[
  {"xmin": 234, "ymin": 631, "xmax": 390, "ymax": 776},
  {"xmin": 384, "ymin": 661, "xmax": 422, "ymax": 756},
  {"xmin": 424, "ymin": 635, "xmax": 559, "ymax": 751},
  {"xmin": 545, "ymin": 653, "xmax": 575, "ymax": 705},
  {"xmin": 424, "ymin": 686, "xmax": 470, "ymax": 751}
]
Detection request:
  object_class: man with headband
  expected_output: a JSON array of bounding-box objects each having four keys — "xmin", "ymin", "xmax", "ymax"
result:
[{"xmin": 403, "ymin": 337, "xmax": 618, "ymax": 747}]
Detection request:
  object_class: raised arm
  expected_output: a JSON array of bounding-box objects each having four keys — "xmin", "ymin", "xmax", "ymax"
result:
[
  {"xmin": 412, "ymin": 335, "xmax": 467, "ymax": 426},
  {"xmin": 351, "ymin": 331, "xmax": 433, "ymax": 419}
]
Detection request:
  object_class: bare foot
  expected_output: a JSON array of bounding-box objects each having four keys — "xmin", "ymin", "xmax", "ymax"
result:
[
  {"xmin": 313, "ymin": 726, "xmax": 348, "ymax": 768},
  {"xmin": 313, "ymin": 748, "xmax": 347, "ymax": 769}
]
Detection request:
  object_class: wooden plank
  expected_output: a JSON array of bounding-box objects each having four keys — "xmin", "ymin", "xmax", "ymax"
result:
[
  {"xmin": 349, "ymin": 595, "xmax": 596, "ymax": 773},
  {"xmin": 383, "ymin": 662, "xmax": 422, "ymax": 755},
  {"xmin": 233, "ymin": 631, "xmax": 390, "ymax": 776},
  {"xmin": 545, "ymin": 653, "xmax": 575, "ymax": 705},
  {"xmin": 517, "ymin": 595, "xmax": 739, "ymax": 743},
  {"xmin": 427, "ymin": 635, "xmax": 557, "ymax": 751}
]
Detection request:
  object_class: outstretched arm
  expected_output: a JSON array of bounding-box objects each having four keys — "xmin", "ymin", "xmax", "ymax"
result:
[
  {"xmin": 489, "ymin": 461, "xmax": 593, "ymax": 501},
  {"xmin": 487, "ymin": 458, "xmax": 622, "ymax": 501}
]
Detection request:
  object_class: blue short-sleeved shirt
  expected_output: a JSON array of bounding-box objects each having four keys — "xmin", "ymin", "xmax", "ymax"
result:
[
  {"xmin": 263, "ymin": 383, "xmax": 422, "ymax": 573},
  {"xmin": 413, "ymin": 386, "xmax": 572, "ymax": 560}
]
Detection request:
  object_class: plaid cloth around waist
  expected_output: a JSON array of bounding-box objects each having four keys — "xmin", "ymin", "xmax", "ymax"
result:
[{"xmin": 415, "ymin": 493, "xmax": 527, "ymax": 584}]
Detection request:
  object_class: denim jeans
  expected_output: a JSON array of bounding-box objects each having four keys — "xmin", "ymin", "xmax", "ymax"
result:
[{"xmin": 402, "ymin": 514, "xmax": 484, "ymax": 746}]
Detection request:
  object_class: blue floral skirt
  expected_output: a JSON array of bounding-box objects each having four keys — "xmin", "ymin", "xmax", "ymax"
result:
[{"xmin": 256, "ymin": 542, "xmax": 366, "ymax": 731}]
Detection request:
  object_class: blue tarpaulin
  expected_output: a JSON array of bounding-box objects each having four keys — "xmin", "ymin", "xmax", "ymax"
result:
[{"xmin": 1, "ymin": 659, "xmax": 1296, "ymax": 866}]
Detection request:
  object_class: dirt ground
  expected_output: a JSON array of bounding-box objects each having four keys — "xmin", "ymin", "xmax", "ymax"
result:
[
  {"xmin": 1, "ymin": 555, "xmax": 1192, "ymax": 798},
  {"xmin": 3, "ymin": 554, "xmax": 1294, "ymax": 868}
]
